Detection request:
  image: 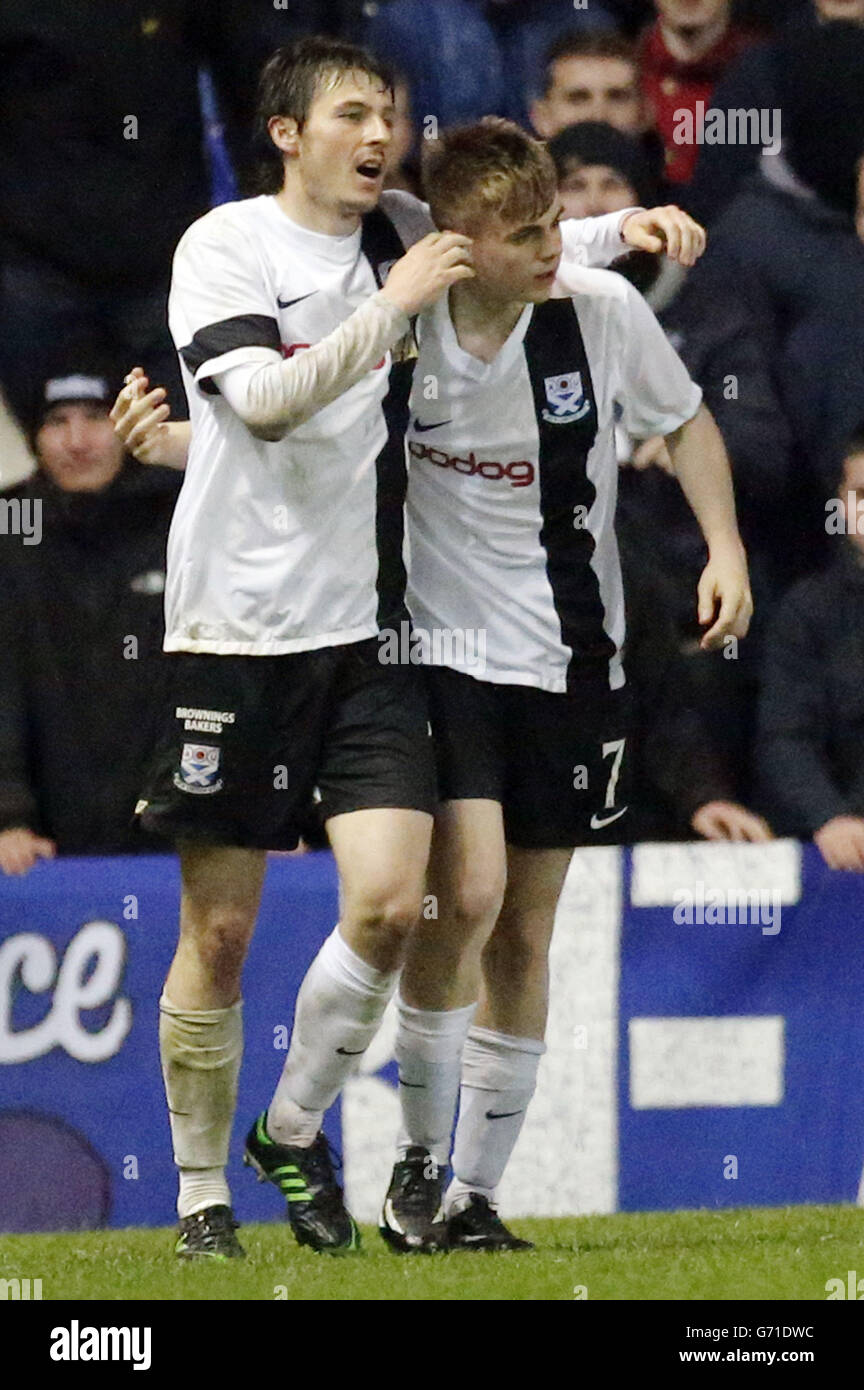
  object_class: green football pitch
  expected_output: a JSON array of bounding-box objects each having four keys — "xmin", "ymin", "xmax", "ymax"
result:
[{"xmin": 2, "ymin": 1205, "xmax": 863, "ymax": 1301}]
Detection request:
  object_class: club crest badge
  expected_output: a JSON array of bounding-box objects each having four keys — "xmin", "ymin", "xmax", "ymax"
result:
[
  {"xmin": 542, "ymin": 371, "xmax": 591, "ymax": 425},
  {"xmin": 174, "ymin": 743, "xmax": 223, "ymax": 795}
]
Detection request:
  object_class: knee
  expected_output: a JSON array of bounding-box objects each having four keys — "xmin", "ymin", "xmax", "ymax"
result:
[
  {"xmin": 409, "ymin": 875, "xmax": 506, "ymax": 971},
  {"xmin": 351, "ymin": 887, "xmax": 425, "ymax": 946},
  {"xmin": 447, "ymin": 873, "xmax": 506, "ymax": 934}
]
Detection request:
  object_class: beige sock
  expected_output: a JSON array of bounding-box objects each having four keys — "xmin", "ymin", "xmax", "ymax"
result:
[{"xmin": 159, "ymin": 994, "xmax": 243, "ymax": 1218}]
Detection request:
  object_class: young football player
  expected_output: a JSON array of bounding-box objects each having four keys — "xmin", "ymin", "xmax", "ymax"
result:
[{"xmin": 380, "ymin": 119, "xmax": 751, "ymax": 1252}]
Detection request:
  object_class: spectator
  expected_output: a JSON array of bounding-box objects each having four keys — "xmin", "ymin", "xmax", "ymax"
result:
[
  {"xmin": 758, "ymin": 426, "xmax": 864, "ymax": 870},
  {"xmin": 533, "ymin": 33, "xmax": 669, "ymax": 198},
  {"xmin": 639, "ymin": 0, "xmax": 760, "ymax": 189},
  {"xmin": 550, "ymin": 121, "xmax": 657, "ymax": 220},
  {"xmin": 0, "ymin": 1, "xmax": 327, "ymax": 432},
  {"xmin": 689, "ymin": 0, "xmax": 864, "ymax": 226},
  {"xmin": 363, "ymin": 0, "xmax": 614, "ymax": 131},
  {"xmin": 530, "ymin": 31, "xmax": 645, "ymax": 139},
  {"xmin": 0, "ymin": 363, "xmax": 182, "ymax": 874},
  {"xmin": 696, "ymin": 21, "xmax": 864, "ymax": 554}
]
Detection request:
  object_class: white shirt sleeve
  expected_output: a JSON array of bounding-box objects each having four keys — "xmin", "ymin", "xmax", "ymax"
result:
[
  {"xmin": 212, "ymin": 291, "xmax": 410, "ymax": 438},
  {"xmin": 555, "ymin": 208, "xmax": 642, "ymax": 291},
  {"xmin": 613, "ymin": 278, "xmax": 703, "ymax": 438},
  {"xmin": 169, "ymin": 215, "xmax": 282, "ymax": 386}
]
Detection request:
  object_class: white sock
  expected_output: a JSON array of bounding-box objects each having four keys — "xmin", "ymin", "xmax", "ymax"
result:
[
  {"xmin": 394, "ymin": 996, "xmax": 477, "ymax": 1166},
  {"xmin": 177, "ymin": 1168, "xmax": 231, "ymax": 1219},
  {"xmin": 445, "ymin": 1025, "xmax": 545, "ymax": 1216},
  {"xmin": 159, "ymin": 994, "xmax": 242, "ymax": 1219},
  {"xmin": 267, "ymin": 927, "xmax": 398, "ymax": 1146}
]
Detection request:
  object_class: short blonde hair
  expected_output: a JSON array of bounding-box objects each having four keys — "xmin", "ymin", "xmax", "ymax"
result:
[{"xmin": 423, "ymin": 118, "xmax": 558, "ymax": 233}]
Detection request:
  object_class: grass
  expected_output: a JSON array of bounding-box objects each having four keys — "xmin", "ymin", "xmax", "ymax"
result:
[{"xmin": 2, "ymin": 1205, "xmax": 863, "ymax": 1301}]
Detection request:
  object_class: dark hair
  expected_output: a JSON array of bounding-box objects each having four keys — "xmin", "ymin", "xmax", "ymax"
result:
[
  {"xmin": 548, "ymin": 121, "xmax": 659, "ymax": 209},
  {"xmin": 541, "ymin": 30, "xmax": 638, "ymax": 97},
  {"xmin": 253, "ymin": 36, "xmax": 394, "ymax": 194}
]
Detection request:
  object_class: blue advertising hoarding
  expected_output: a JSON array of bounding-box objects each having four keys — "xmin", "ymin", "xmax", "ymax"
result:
[{"xmin": 1, "ymin": 842, "xmax": 863, "ymax": 1231}]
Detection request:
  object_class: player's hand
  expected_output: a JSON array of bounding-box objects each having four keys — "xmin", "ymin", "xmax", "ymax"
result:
[
  {"xmin": 629, "ymin": 435, "xmax": 674, "ymax": 474},
  {"xmin": 691, "ymin": 801, "xmax": 773, "ymax": 843},
  {"xmin": 381, "ymin": 231, "xmax": 475, "ymax": 316},
  {"xmin": 621, "ymin": 206, "xmax": 706, "ymax": 267},
  {"xmin": 0, "ymin": 827, "xmax": 56, "ymax": 876},
  {"xmin": 696, "ymin": 538, "xmax": 753, "ymax": 650},
  {"xmin": 110, "ymin": 369, "xmax": 190, "ymax": 469},
  {"xmin": 814, "ymin": 815, "xmax": 864, "ymax": 872}
]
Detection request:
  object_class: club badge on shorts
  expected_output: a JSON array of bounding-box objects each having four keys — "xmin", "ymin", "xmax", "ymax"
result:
[
  {"xmin": 542, "ymin": 371, "xmax": 591, "ymax": 425},
  {"xmin": 174, "ymin": 743, "xmax": 223, "ymax": 795}
]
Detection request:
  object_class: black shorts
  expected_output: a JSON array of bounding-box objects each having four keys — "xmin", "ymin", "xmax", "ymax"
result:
[
  {"xmin": 425, "ymin": 665, "xmax": 631, "ymax": 850},
  {"xmin": 136, "ymin": 638, "xmax": 437, "ymax": 851}
]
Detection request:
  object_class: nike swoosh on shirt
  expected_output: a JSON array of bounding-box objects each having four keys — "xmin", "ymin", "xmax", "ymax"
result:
[
  {"xmin": 399, "ymin": 1078, "xmax": 426, "ymax": 1088},
  {"xmin": 411, "ymin": 417, "xmax": 452, "ymax": 432},
  {"xmin": 589, "ymin": 806, "xmax": 629, "ymax": 831},
  {"xmin": 485, "ymin": 1109, "xmax": 524, "ymax": 1121},
  {"xmin": 277, "ymin": 292, "xmax": 317, "ymax": 310},
  {"xmin": 336, "ymin": 1046, "xmax": 365, "ymax": 1056}
]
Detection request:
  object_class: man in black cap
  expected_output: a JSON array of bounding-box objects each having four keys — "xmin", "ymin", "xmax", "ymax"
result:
[
  {"xmin": 0, "ymin": 363, "xmax": 182, "ymax": 874},
  {"xmin": 549, "ymin": 120, "xmax": 659, "ymax": 222}
]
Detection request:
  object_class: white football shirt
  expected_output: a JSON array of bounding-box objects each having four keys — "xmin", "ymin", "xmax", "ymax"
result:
[
  {"xmin": 164, "ymin": 193, "xmax": 635, "ymax": 654},
  {"xmin": 405, "ymin": 267, "xmax": 703, "ymax": 693}
]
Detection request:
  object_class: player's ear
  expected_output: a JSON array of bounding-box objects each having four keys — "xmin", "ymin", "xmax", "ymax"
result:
[{"xmin": 268, "ymin": 114, "xmax": 301, "ymax": 158}]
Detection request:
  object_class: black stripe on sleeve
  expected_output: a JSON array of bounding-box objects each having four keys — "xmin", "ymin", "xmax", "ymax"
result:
[{"xmin": 180, "ymin": 314, "xmax": 282, "ymax": 393}]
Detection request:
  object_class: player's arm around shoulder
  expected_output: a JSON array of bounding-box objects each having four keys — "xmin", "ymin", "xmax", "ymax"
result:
[
  {"xmin": 210, "ymin": 231, "xmax": 472, "ymax": 441},
  {"xmin": 557, "ymin": 204, "xmax": 705, "ymax": 280}
]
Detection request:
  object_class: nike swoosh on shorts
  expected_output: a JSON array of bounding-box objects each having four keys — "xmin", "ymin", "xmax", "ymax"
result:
[{"xmin": 589, "ymin": 806, "xmax": 629, "ymax": 831}]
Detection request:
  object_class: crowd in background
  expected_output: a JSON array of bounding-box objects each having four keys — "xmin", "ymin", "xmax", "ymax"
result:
[{"xmin": 2, "ymin": 0, "xmax": 864, "ymax": 873}]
